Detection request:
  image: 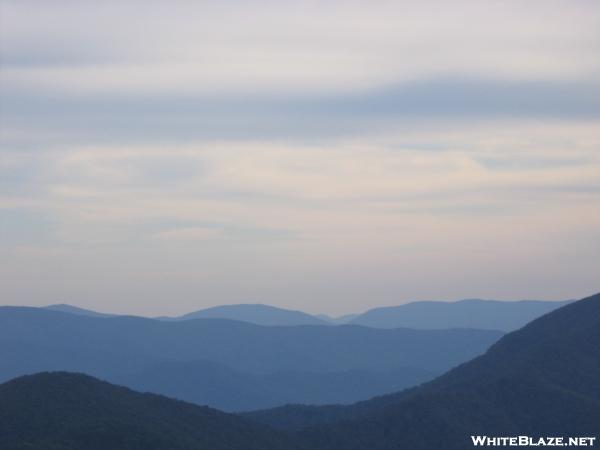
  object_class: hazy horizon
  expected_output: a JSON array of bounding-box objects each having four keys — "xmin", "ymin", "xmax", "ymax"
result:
[
  {"xmin": 1, "ymin": 0, "xmax": 599, "ymax": 316},
  {"xmin": 3, "ymin": 295, "xmax": 580, "ymax": 318}
]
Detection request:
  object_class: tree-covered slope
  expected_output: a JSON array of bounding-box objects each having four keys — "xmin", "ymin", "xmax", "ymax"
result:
[
  {"xmin": 249, "ymin": 293, "xmax": 600, "ymax": 449},
  {"xmin": 0, "ymin": 372, "xmax": 303, "ymax": 450}
]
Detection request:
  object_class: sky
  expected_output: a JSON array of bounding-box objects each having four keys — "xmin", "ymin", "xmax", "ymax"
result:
[{"xmin": 1, "ymin": 0, "xmax": 599, "ymax": 316}]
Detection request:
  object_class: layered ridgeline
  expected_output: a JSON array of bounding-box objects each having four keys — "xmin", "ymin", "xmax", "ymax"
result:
[
  {"xmin": 44, "ymin": 303, "xmax": 327, "ymax": 326},
  {"xmin": 0, "ymin": 372, "xmax": 304, "ymax": 450},
  {"xmin": 350, "ymin": 299, "xmax": 572, "ymax": 331},
  {"xmin": 113, "ymin": 361, "xmax": 432, "ymax": 412},
  {"xmin": 46, "ymin": 303, "xmax": 327, "ymax": 326},
  {"xmin": 43, "ymin": 299, "xmax": 569, "ymax": 330},
  {"xmin": 249, "ymin": 293, "xmax": 600, "ymax": 449},
  {"xmin": 1, "ymin": 293, "xmax": 597, "ymax": 450},
  {"xmin": 0, "ymin": 307, "xmax": 500, "ymax": 411}
]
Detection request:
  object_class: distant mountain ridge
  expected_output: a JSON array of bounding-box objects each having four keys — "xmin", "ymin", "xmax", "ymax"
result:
[
  {"xmin": 0, "ymin": 307, "xmax": 501, "ymax": 375},
  {"xmin": 113, "ymin": 360, "xmax": 435, "ymax": 412},
  {"xmin": 44, "ymin": 303, "xmax": 115, "ymax": 318},
  {"xmin": 248, "ymin": 292, "xmax": 600, "ymax": 449},
  {"xmin": 172, "ymin": 303, "xmax": 328, "ymax": 326},
  {"xmin": 350, "ymin": 299, "xmax": 572, "ymax": 331},
  {"xmin": 43, "ymin": 303, "xmax": 328, "ymax": 326},
  {"xmin": 0, "ymin": 307, "xmax": 501, "ymax": 410},
  {"xmin": 39, "ymin": 299, "xmax": 572, "ymax": 331}
]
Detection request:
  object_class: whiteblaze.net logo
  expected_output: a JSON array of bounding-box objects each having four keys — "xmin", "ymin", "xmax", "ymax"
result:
[{"xmin": 471, "ymin": 436, "xmax": 597, "ymax": 447}]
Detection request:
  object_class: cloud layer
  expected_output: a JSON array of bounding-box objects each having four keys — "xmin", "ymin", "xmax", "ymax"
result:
[{"xmin": 1, "ymin": 0, "xmax": 599, "ymax": 314}]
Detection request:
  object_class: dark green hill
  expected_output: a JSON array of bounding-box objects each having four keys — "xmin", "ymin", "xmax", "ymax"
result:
[
  {"xmin": 248, "ymin": 293, "xmax": 600, "ymax": 449},
  {"xmin": 0, "ymin": 372, "xmax": 302, "ymax": 450}
]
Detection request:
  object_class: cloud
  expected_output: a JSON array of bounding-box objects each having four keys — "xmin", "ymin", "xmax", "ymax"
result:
[
  {"xmin": 152, "ymin": 227, "xmax": 223, "ymax": 241},
  {"xmin": 3, "ymin": 121, "xmax": 599, "ymax": 235},
  {"xmin": 2, "ymin": 0, "xmax": 599, "ymax": 95},
  {"xmin": 1, "ymin": 0, "xmax": 600, "ymax": 313},
  {"xmin": 2, "ymin": 78, "xmax": 599, "ymax": 149}
]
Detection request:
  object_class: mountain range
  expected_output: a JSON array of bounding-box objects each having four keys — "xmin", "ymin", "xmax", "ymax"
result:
[
  {"xmin": 0, "ymin": 306, "xmax": 500, "ymax": 410},
  {"xmin": 113, "ymin": 361, "xmax": 434, "ymax": 412},
  {"xmin": 1, "ymin": 292, "xmax": 597, "ymax": 450},
  {"xmin": 249, "ymin": 292, "xmax": 600, "ymax": 449},
  {"xmin": 42, "ymin": 298, "xmax": 570, "ymax": 331},
  {"xmin": 349, "ymin": 299, "xmax": 573, "ymax": 331}
]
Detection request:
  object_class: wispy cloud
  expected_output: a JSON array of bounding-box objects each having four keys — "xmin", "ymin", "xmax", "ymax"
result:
[{"xmin": 3, "ymin": 1, "xmax": 599, "ymax": 94}]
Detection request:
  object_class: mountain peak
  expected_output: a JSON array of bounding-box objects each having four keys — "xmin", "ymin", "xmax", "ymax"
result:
[
  {"xmin": 43, "ymin": 304, "xmax": 114, "ymax": 318},
  {"xmin": 175, "ymin": 303, "xmax": 328, "ymax": 326}
]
